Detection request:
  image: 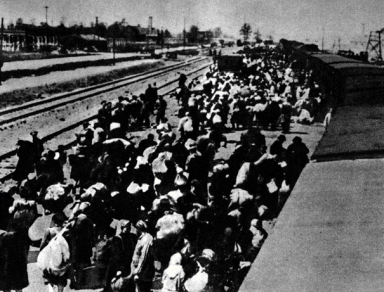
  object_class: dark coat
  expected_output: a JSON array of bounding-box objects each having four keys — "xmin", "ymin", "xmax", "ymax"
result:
[
  {"xmin": 69, "ymin": 214, "xmax": 95, "ymax": 267},
  {"xmin": 0, "ymin": 214, "xmax": 31, "ymax": 291},
  {"xmin": 14, "ymin": 140, "xmax": 35, "ymax": 182}
]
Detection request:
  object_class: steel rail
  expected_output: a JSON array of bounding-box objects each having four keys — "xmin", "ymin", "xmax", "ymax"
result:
[{"xmin": 0, "ymin": 57, "xmax": 208, "ymax": 127}]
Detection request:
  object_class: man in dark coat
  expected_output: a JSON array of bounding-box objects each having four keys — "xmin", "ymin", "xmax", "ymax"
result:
[
  {"xmin": 137, "ymin": 134, "xmax": 157, "ymax": 156},
  {"xmin": 0, "ymin": 207, "xmax": 35, "ymax": 292},
  {"xmin": 270, "ymin": 134, "xmax": 286, "ymax": 158},
  {"xmin": 130, "ymin": 221, "xmax": 154, "ymax": 292},
  {"xmin": 14, "ymin": 140, "xmax": 35, "ymax": 185},
  {"xmin": 30, "ymin": 131, "xmax": 44, "ymax": 163},
  {"xmin": 68, "ymin": 203, "xmax": 95, "ymax": 289},
  {"xmin": 286, "ymin": 136, "xmax": 309, "ymax": 187},
  {"xmin": 155, "ymin": 95, "xmax": 167, "ymax": 125},
  {"xmin": 145, "ymin": 84, "xmax": 157, "ymax": 113}
]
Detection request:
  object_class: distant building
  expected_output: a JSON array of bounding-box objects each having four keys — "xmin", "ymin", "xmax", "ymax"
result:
[
  {"xmin": 1, "ymin": 28, "xmax": 58, "ymax": 52},
  {"xmin": 197, "ymin": 31, "xmax": 213, "ymax": 44}
]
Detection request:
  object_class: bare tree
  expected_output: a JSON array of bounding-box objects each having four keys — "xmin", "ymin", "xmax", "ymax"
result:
[
  {"xmin": 254, "ymin": 29, "xmax": 262, "ymax": 43},
  {"xmin": 16, "ymin": 18, "xmax": 24, "ymax": 28},
  {"xmin": 213, "ymin": 27, "xmax": 222, "ymax": 38},
  {"xmin": 240, "ymin": 23, "xmax": 252, "ymax": 42},
  {"xmin": 8, "ymin": 21, "xmax": 15, "ymax": 30},
  {"xmin": 120, "ymin": 18, "xmax": 127, "ymax": 27},
  {"xmin": 60, "ymin": 17, "xmax": 66, "ymax": 27},
  {"xmin": 188, "ymin": 25, "xmax": 199, "ymax": 43},
  {"xmin": 164, "ymin": 29, "xmax": 172, "ymax": 38}
]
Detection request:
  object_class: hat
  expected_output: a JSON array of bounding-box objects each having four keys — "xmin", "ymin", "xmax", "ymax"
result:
[
  {"xmin": 110, "ymin": 122, "xmax": 121, "ymax": 131},
  {"xmin": 190, "ymin": 179, "xmax": 200, "ymax": 188},
  {"xmin": 152, "ymin": 152, "xmax": 172, "ymax": 174},
  {"xmin": 200, "ymin": 249, "xmax": 216, "ymax": 262},
  {"xmin": 251, "ymin": 218, "xmax": 262, "ymax": 227},
  {"xmin": 27, "ymin": 172, "xmax": 37, "ymax": 181},
  {"xmin": 167, "ymin": 189, "xmax": 184, "ymax": 202},
  {"xmin": 120, "ymin": 219, "xmax": 130, "ymax": 229},
  {"xmin": 135, "ymin": 220, "xmax": 148, "ymax": 231},
  {"xmin": 175, "ymin": 173, "xmax": 188, "ymax": 187},
  {"xmin": 54, "ymin": 152, "xmax": 60, "ymax": 160},
  {"xmin": 30, "ymin": 131, "xmax": 38, "ymax": 136},
  {"xmin": 185, "ymin": 139, "xmax": 197, "ymax": 151},
  {"xmin": 127, "ymin": 182, "xmax": 142, "ymax": 195},
  {"xmin": 134, "ymin": 156, "xmax": 148, "ymax": 169}
]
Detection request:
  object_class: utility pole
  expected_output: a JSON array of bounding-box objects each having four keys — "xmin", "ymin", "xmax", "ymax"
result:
[
  {"xmin": 0, "ymin": 18, "xmax": 3, "ymax": 53},
  {"xmin": 161, "ymin": 26, "xmax": 164, "ymax": 54},
  {"xmin": 44, "ymin": 6, "xmax": 49, "ymax": 51},
  {"xmin": 95, "ymin": 17, "xmax": 99, "ymax": 40},
  {"xmin": 44, "ymin": 6, "xmax": 49, "ymax": 25},
  {"xmin": 0, "ymin": 18, "xmax": 4, "ymax": 85},
  {"xmin": 183, "ymin": 16, "xmax": 186, "ymax": 49},
  {"xmin": 321, "ymin": 26, "xmax": 325, "ymax": 51},
  {"xmin": 113, "ymin": 26, "xmax": 116, "ymax": 65}
]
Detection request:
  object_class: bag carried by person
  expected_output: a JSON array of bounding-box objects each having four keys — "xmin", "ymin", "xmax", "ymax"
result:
[
  {"xmin": 37, "ymin": 229, "xmax": 70, "ymax": 276},
  {"xmin": 184, "ymin": 262, "xmax": 209, "ymax": 292},
  {"xmin": 111, "ymin": 272, "xmax": 133, "ymax": 292},
  {"xmin": 91, "ymin": 237, "xmax": 111, "ymax": 268}
]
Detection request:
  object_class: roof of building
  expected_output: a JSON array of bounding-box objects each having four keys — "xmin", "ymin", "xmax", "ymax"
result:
[{"xmin": 312, "ymin": 106, "xmax": 384, "ymax": 160}]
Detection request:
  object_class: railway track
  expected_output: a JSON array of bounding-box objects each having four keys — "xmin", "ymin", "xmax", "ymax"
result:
[
  {"xmin": 0, "ymin": 57, "xmax": 212, "ymax": 183},
  {"xmin": 0, "ymin": 56, "xmax": 206, "ymax": 126}
]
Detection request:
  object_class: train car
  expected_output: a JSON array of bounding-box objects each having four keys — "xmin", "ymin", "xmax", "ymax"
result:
[
  {"xmin": 238, "ymin": 105, "xmax": 384, "ymax": 292},
  {"xmin": 217, "ymin": 54, "xmax": 244, "ymax": 73},
  {"xmin": 307, "ymin": 53, "xmax": 384, "ymax": 106},
  {"xmin": 239, "ymin": 157, "xmax": 384, "ymax": 292}
]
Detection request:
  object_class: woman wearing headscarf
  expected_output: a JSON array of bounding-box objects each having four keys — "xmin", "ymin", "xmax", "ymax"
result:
[
  {"xmin": 162, "ymin": 253, "xmax": 185, "ymax": 292},
  {"xmin": 39, "ymin": 213, "xmax": 68, "ymax": 292}
]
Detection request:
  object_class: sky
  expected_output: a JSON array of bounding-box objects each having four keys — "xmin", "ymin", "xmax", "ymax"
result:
[{"xmin": 1, "ymin": 0, "xmax": 384, "ymax": 48}]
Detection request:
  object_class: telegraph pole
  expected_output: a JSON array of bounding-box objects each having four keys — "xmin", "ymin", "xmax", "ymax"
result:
[
  {"xmin": 0, "ymin": 18, "xmax": 3, "ymax": 53},
  {"xmin": 113, "ymin": 25, "xmax": 116, "ymax": 65},
  {"xmin": 44, "ymin": 6, "xmax": 49, "ymax": 52},
  {"xmin": 0, "ymin": 18, "xmax": 4, "ymax": 85},
  {"xmin": 44, "ymin": 6, "xmax": 49, "ymax": 25},
  {"xmin": 95, "ymin": 17, "xmax": 99, "ymax": 40},
  {"xmin": 183, "ymin": 17, "xmax": 186, "ymax": 49},
  {"xmin": 321, "ymin": 26, "xmax": 325, "ymax": 51}
]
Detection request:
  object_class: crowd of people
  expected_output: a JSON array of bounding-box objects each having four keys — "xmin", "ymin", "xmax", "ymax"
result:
[{"xmin": 0, "ymin": 48, "xmax": 322, "ymax": 292}]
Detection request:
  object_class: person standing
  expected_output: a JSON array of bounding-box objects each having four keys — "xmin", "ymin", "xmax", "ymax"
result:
[
  {"xmin": 155, "ymin": 95, "xmax": 167, "ymax": 126},
  {"xmin": 270, "ymin": 135, "xmax": 286, "ymax": 158},
  {"xmin": 0, "ymin": 202, "xmax": 37, "ymax": 292},
  {"xmin": 40, "ymin": 213, "xmax": 68, "ymax": 292},
  {"xmin": 177, "ymin": 112, "xmax": 194, "ymax": 142},
  {"xmin": 145, "ymin": 84, "xmax": 157, "ymax": 113},
  {"xmin": 68, "ymin": 203, "xmax": 95, "ymax": 289},
  {"xmin": 161, "ymin": 253, "xmax": 185, "ymax": 292},
  {"xmin": 0, "ymin": 53, "xmax": 3, "ymax": 86},
  {"xmin": 130, "ymin": 221, "xmax": 154, "ymax": 292},
  {"xmin": 30, "ymin": 131, "xmax": 44, "ymax": 163},
  {"xmin": 280, "ymin": 101, "xmax": 292, "ymax": 133}
]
